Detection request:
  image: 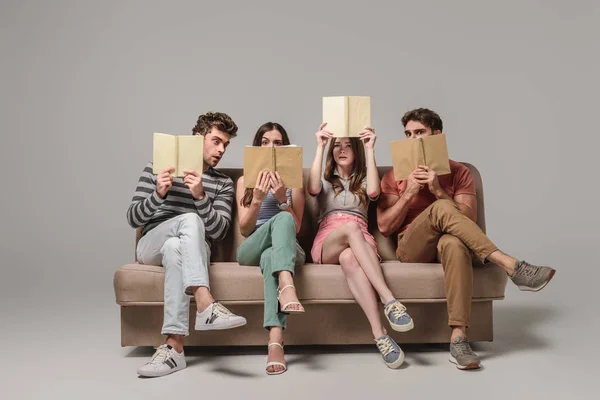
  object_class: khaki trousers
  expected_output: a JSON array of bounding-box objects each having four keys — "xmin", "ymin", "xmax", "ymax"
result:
[{"xmin": 396, "ymin": 199, "xmax": 498, "ymax": 327}]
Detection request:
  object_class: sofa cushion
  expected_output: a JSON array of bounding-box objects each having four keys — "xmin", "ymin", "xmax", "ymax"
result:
[{"xmin": 114, "ymin": 261, "xmax": 508, "ymax": 305}]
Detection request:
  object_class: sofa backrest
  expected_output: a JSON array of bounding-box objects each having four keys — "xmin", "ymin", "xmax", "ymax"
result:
[
  {"xmin": 210, "ymin": 163, "xmax": 486, "ymax": 262},
  {"xmin": 135, "ymin": 164, "xmax": 486, "ymax": 263}
]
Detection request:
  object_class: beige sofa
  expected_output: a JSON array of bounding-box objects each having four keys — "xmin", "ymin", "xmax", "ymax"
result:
[{"xmin": 114, "ymin": 165, "xmax": 508, "ymax": 347}]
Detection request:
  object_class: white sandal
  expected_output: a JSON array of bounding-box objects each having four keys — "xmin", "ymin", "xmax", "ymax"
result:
[
  {"xmin": 277, "ymin": 285, "xmax": 305, "ymax": 314},
  {"xmin": 266, "ymin": 342, "xmax": 287, "ymax": 375}
]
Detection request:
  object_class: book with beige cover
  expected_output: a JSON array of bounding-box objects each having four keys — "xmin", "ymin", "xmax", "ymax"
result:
[
  {"xmin": 390, "ymin": 134, "xmax": 451, "ymax": 181},
  {"xmin": 322, "ymin": 96, "xmax": 371, "ymax": 137},
  {"xmin": 153, "ymin": 133, "xmax": 204, "ymax": 177},
  {"xmin": 243, "ymin": 146, "xmax": 303, "ymax": 188}
]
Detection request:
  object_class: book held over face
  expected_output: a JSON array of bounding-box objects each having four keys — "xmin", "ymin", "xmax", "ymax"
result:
[
  {"xmin": 390, "ymin": 134, "xmax": 451, "ymax": 181},
  {"xmin": 322, "ymin": 96, "xmax": 371, "ymax": 137},
  {"xmin": 152, "ymin": 133, "xmax": 204, "ymax": 177},
  {"xmin": 243, "ymin": 145, "xmax": 303, "ymax": 188}
]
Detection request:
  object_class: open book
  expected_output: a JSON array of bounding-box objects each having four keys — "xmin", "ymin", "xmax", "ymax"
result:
[
  {"xmin": 243, "ymin": 145, "xmax": 303, "ymax": 188},
  {"xmin": 390, "ymin": 134, "xmax": 451, "ymax": 181},
  {"xmin": 322, "ymin": 96, "xmax": 371, "ymax": 137},
  {"xmin": 152, "ymin": 133, "xmax": 204, "ymax": 177}
]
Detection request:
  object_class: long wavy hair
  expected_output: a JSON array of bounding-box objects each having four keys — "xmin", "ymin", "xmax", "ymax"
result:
[
  {"xmin": 324, "ymin": 137, "xmax": 367, "ymax": 206},
  {"xmin": 241, "ymin": 122, "xmax": 291, "ymax": 207}
]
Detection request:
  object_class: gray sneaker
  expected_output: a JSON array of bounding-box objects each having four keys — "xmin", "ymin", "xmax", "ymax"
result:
[
  {"xmin": 449, "ymin": 336, "xmax": 481, "ymax": 370},
  {"xmin": 375, "ymin": 335, "xmax": 405, "ymax": 369},
  {"xmin": 511, "ymin": 260, "xmax": 556, "ymax": 292},
  {"xmin": 384, "ymin": 300, "xmax": 414, "ymax": 332}
]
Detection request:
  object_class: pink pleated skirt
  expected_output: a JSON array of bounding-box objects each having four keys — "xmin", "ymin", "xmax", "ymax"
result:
[{"xmin": 311, "ymin": 212, "xmax": 381, "ymax": 264}]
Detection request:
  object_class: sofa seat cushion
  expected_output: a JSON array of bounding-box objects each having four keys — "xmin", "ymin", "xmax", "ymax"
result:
[{"xmin": 114, "ymin": 261, "xmax": 508, "ymax": 305}]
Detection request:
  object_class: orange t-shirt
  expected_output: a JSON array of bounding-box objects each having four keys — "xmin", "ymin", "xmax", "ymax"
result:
[{"xmin": 380, "ymin": 160, "xmax": 476, "ymax": 233}]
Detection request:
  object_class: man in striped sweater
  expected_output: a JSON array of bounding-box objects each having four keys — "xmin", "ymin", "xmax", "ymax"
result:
[{"xmin": 127, "ymin": 112, "xmax": 246, "ymax": 378}]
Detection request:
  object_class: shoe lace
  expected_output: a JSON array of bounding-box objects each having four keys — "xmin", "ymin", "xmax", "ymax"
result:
[
  {"xmin": 388, "ymin": 301, "xmax": 408, "ymax": 320},
  {"xmin": 518, "ymin": 262, "xmax": 540, "ymax": 279},
  {"xmin": 150, "ymin": 344, "xmax": 170, "ymax": 364},
  {"xmin": 213, "ymin": 302, "xmax": 234, "ymax": 317},
  {"xmin": 453, "ymin": 339, "xmax": 476, "ymax": 357},
  {"xmin": 376, "ymin": 337, "xmax": 395, "ymax": 357}
]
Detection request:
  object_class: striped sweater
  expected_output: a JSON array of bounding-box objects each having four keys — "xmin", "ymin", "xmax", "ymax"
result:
[{"xmin": 126, "ymin": 162, "xmax": 234, "ymax": 244}]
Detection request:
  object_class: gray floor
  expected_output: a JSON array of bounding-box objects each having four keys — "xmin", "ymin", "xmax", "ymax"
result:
[{"xmin": 4, "ymin": 275, "xmax": 598, "ymax": 400}]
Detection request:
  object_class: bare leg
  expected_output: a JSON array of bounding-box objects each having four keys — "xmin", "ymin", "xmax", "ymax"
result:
[
  {"xmin": 165, "ymin": 334, "xmax": 184, "ymax": 353},
  {"xmin": 321, "ymin": 221, "xmax": 395, "ymax": 304},
  {"xmin": 266, "ymin": 326, "xmax": 285, "ymax": 373},
  {"xmin": 337, "ymin": 248, "xmax": 387, "ymax": 338},
  {"xmin": 277, "ymin": 270, "xmax": 303, "ymax": 312},
  {"xmin": 487, "ymin": 250, "xmax": 518, "ymax": 275},
  {"xmin": 192, "ymin": 286, "xmax": 216, "ymax": 312},
  {"xmin": 451, "ymin": 326, "xmax": 467, "ymax": 341}
]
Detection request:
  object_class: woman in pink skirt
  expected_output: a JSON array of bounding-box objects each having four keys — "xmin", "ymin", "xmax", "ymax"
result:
[{"xmin": 308, "ymin": 122, "xmax": 414, "ymax": 369}]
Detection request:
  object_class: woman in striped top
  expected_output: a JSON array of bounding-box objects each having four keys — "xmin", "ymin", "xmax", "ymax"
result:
[{"xmin": 235, "ymin": 122, "xmax": 306, "ymax": 375}]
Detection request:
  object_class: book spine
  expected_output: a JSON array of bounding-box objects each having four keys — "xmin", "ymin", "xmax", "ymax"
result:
[
  {"xmin": 419, "ymin": 138, "xmax": 426, "ymax": 166},
  {"xmin": 176, "ymin": 136, "xmax": 180, "ymax": 176},
  {"xmin": 345, "ymin": 96, "xmax": 349, "ymax": 137}
]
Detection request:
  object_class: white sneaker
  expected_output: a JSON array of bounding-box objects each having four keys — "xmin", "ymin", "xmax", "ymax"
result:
[
  {"xmin": 195, "ymin": 302, "xmax": 247, "ymax": 331},
  {"xmin": 137, "ymin": 344, "xmax": 186, "ymax": 377}
]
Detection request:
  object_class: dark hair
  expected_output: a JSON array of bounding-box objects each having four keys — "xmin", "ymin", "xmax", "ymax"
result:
[
  {"xmin": 401, "ymin": 108, "xmax": 443, "ymax": 132},
  {"xmin": 192, "ymin": 112, "xmax": 238, "ymax": 138},
  {"xmin": 241, "ymin": 122, "xmax": 291, "ymax": 207},
  {"xmin": 324, "ymin": 137, "xmax": 367, "ymax": 206}
]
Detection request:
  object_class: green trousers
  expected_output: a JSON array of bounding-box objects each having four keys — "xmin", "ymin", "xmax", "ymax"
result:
[{"xmin": 236, "ymin": 212, "xmax": 305, "ymax": 329}]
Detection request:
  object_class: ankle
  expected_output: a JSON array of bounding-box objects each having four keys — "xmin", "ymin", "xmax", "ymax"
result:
[
  {"xmin": 503, "ymin": 258, "xmax": 518, "ymax": 277},
  {"xmin": 508, "ymin": 259, "xmax": 521, "ymax": 276},
  {"xmin": 278, "ymin": 280, "xmax": 294, "ymax": 292},
  {"xmin": 450, "ymin": 327, "xmax": 467, "ymax": 341},
  {"xmin": 268, "ymin": 328, "xmax": 284, "ymax": 344},
  {"xmin": 381, "ymin": 296, "xmax": 395, "ymax": 305},
  {"xmin": 197, "ymin": 300, "xmax": 215, "ymax": 313},
  {"xmin": 278, "ymin": 285, "xmax": 297, "ymax": 300},
  {"xmin": 166, "ymin": 336, "xmax": 184, "ymax": 353},
  {"xmin": 373, "ymin": 327, "xmax": 387, "ymax": 339},
  {"xmin": 194, "ymin": 287, "xmax": 215, "ymax": 312},
  {"xmin": 278, "ymin": 270, "xmax": 293, "ymax": 285}
]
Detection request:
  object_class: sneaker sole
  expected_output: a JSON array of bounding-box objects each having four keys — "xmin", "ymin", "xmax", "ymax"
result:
[
  {"xmin": 195, "ymin": 319, "xmax": 247, "ymax": 331},
  {"xmin": 449, "ymin": 357, "xmax": 481, "ymax": 370},
  {"xmin": 385, "ymin": 351, "xmax": 405, "ymax": 369},
  {"xmin": 137, "ymin": 365, "xmax": 186, "ymax": 378},
  {"xmin": 518, "ymin": 269, "xmax": 556, "ymax": 292},
  {"xmin": 390, "ymin": 319, "xmax": 414, "ymax": 333}
]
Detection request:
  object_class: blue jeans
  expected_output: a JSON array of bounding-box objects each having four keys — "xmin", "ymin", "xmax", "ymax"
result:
[{"xmin": 136, "ymin": 213, "xmax": 210, "ymax": 336}]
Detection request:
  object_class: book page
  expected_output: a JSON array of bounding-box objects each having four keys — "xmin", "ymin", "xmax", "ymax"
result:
[
  {"xmin": 243, "ymin": 147, "xmax": 274, "ymax": 188},
  {"xmin": 390, "ymin": 139, "xmax": 423, "ymax": 181},
  {"xmin": 422, "ymin": 134, "xmax": 451, "ymax": 176},
  {"xmin": 153, "ymin": 133, "xmax": 177, "ymax": 175},
  {"xmin": 347, "ymin": 96, "xmax": 371, "ymax": 137},
  {"xmin": 177, "ymin": 135, "xmax": 204, "ymax": 177},
  {"xmin": 322, "ymin": 96, "xmax": 348, "ymax": 137},
  {"xmin": 275, "ymin": 146, "xmax": 303, "ymax": 188}
]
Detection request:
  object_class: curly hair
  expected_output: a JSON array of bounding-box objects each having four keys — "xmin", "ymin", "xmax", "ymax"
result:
[
  {"xmin": 401, "ymin": 108, "xmax": 443, "ymax": 132},
  {"xmin": 191, "ymin": 112, "xmax": 238, "ymax": 138}
]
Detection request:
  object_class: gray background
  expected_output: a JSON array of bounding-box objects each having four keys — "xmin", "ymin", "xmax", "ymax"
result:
[{"xmin": 1, "ymin": 0, "xmax": 598, "ymax": 399}]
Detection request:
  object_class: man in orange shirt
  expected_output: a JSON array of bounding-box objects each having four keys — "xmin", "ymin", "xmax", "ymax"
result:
[{"xmin": 377, "ymin": 108, "xmax": 556, "ymax": 370}]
